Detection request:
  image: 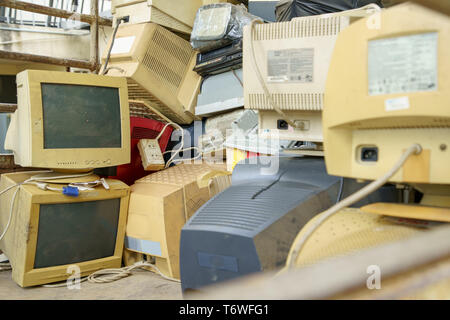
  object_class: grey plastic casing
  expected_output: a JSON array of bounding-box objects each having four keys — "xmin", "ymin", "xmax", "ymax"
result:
[{"xmin": 180, "ymin": 156, "xmax": 397, "ymax": 293}]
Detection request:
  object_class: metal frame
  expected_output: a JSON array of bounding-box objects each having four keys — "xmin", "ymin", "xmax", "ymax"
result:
[{"xmin": 0, "ymin": 0, "xmax": 113, "ymax": 72}]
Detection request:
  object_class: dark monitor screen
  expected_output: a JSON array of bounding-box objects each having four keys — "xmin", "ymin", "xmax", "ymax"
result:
[
  {"xmin": 41, "ymin": 83, "xmax": 122, "ymax": 149},
  {"xmin": 0, "ymin": 75, "xmax": 17, "ymax": 104},
  {"xmin": 34, "ymin": 198, "xmax": 121, "ymax": 269}
]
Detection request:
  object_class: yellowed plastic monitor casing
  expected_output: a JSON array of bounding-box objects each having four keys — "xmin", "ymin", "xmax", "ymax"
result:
[
  {"xmin": 0, "ymin": 172, "xmax": 130, "ymax": 287},
  {"xmin": 125, "ymin": 164, "xmax": 231, "ymax": 279},
  {"xmin": 323, "ymin": 3, "xmax": 450, "ymax": 185},
  {"xmin": 102, "ymin": 23, "xmax": 201, "ymax": 125},
  {"xmin": 243, "ymin": 13, "xmax": 360, "ymax": 142},
  {"xmin": 111, "ymin": 0, "xmax": 202, "ymax": 34},
  {"xmin": 4, "ymin": 70, "xmax": 130, "ymax": 170}
]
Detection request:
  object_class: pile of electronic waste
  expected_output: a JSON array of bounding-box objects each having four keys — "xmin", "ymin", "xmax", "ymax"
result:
[{"xmin": 1, "ymin": 0, "xmax": 450, "ymax": 301}]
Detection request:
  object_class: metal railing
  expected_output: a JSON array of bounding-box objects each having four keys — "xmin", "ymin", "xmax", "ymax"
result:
[
  {"xmin": 0, "ymin": 0, "xmax": 110, "ymax": 27},
  {"xmin": 0, "ymin": 0, "xmax": 113, "ymax": 72}
]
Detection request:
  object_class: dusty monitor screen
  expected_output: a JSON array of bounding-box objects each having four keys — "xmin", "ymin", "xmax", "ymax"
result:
[
  {"xmin": 34, "ymin": 198, "xmax": 121, "ymax": 268},
  {"xmin": 0, "ymin": 75, "xmax": 17, "ymax": 104},
  {"xmin": 41, "ymin": 83, "xmax": 122, "ymax": 149}
]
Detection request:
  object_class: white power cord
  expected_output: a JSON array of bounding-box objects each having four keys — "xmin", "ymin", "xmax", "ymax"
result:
[
  {"xmin": 249, "ymin": 19, "xmax": 302, "ymax": 129},
  {"xmin": 0, "ymin": 171, "xmax": 94, "ymax": 242},
  {"xmin": 87, "ymin": 260, "xmax": 180, "ymax": 283},
  {"xmin": 0, "ymin": 185, "xmax": 22, "ymax": 242},
  {"xmin": 163, "ymin": 146, "xmax": 203, "ymax": 167},
  {"xmin": 154, "ymin": 122, "xmax": 186, "ymax": 168},
  {"xmin": 157, "ymin": 122, "xmax": 205, "ymax": 168},
  {"xmin": 285, "ymin": 143, "xmax": 423, "ymax": 269},
  {"xmin": 155, "ymin": 122, "xmax": 175, "ymax": 141},
  {"xmin": 41, "ymin": 260, "xmax": 180, "ymax": 287}
]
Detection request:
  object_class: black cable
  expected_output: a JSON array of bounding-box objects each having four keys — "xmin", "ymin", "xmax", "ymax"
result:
[
  {"xmin": 101, "ymin": 17, "xmax": 127, "ymax": 75},
  {"xmin": 251, "ymin": 170, "xmax": 287, "ymax": 200}
]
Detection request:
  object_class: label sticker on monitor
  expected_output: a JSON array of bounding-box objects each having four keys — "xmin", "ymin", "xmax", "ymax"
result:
[
  {"xmin": 197, "ymin": 252, "xmax": 238, "ymax": 272},
  {"xmin": 368, "ymin": 33, "xmax": 438, "ymax": 96},
  {"xmin": 385, "ymin": 96, "xmax": 410, "ymax": 112},
  {"xmin": 267, "ymin": 48, "xmax": 314, "ymax": 83},
  {"xmin": 111, "ymin": 36, "xmax": 135, "ymax": 55},
  {"xmin": 125, "ymin": 236, "xmax": 162, "ymax": 257}
]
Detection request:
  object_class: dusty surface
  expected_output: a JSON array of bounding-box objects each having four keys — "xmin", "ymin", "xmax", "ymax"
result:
[{"xmin": 0, "ymin": 269, "xmax": 183, "ymax": 300}]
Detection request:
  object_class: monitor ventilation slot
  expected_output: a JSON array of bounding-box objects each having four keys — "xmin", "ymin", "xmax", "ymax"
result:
[
  {"xmin": 248, "ymin": 93, "xmax": 323, "ymax": 111},
  {"xmin": 56, "ymin": 161, "xmax": 78, "ymax": 166},
  {"xmin": 127, "ymin": 79, "xmax": 186, "ymax": 124},
  {"xmin": 189, "ymin": 186, "xmax": 301, "ymax": 232},
  {"xmin": 349, "ymin": 119, "xmax": 450, "ymax": 130},
  {"xmin": 141, "ymin": 27, "xmax": 194, "ymax": 94},
  {"xmin": 253, "ymin": 16, "xmax": 346, "ymax": 41},
  {"xmin": 129, "ymin": 100, "xmax": 170, "ymax": 123}
]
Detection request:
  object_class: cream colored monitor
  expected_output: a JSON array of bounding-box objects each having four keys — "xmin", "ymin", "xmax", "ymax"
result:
[
  {"xmin": 323, "ymin": 3, "xmax": 450, "ymax": 188},
  {"xmin": 243, "ymin": 7, "xmax": 378, "ymax": 142},
  {"xmin": 0, "ymin": 171, "xmax": 130, "ymax": 287},
  {"xmin": 102, "ymin": 23, "xmax": 201, "ymax": 125},
  {"xmin": 4, "ymin": 70, "xmax": 130, "ymax": 170},
  {"xmin": 111, "ymin": 0, "xmax": 203, "ymax": 34}
]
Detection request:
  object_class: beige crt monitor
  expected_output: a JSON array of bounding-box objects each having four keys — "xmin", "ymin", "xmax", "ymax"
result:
[
  {"xmin": 111, "ymin": 0, "xmax": 203, "ymax": 34},
  {"xmin": 5, "ymin": 70, "xmax": 130, "ymax": 170},
  {"xmin": 0, "ymin": 171, "xmax": 130, "ymax": 287},
  {"xmin": 323, "ymin": 3, "xmax": 450, "ymax": 207},
  {"xmin": 102, "ymin": 23, "xmax": 201, "ymax": 125},
  {"xmin": 243, "ymin": 5, "xmax": 380, "ymax": 144}
]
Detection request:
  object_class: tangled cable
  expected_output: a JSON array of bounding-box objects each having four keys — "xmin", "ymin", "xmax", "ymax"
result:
[
  {"xmin": 42, "ymin": 260, "xmax": 180, "ymax": 288},
  {"xmin": 87, "ymin": 261, "xmax": 180, "ymax": 284}
]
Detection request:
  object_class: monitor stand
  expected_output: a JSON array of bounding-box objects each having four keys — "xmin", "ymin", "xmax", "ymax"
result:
[{"xmin": 361, "ymin": 185, "xmax": 450, "ymax": 223}]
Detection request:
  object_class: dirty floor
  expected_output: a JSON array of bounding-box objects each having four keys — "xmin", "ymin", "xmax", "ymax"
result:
[{"xmin": 0, "ymin": 269, "xmax": 182, "ymax": 300}]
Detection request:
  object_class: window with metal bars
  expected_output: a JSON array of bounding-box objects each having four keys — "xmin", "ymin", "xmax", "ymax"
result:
[{"xmin": 0, "ymin": 0, "xmax": 110, "ymax": 28}]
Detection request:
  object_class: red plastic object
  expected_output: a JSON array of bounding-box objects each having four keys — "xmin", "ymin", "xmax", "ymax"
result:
[{"xmin": 109, "ymin": 117, "xmax": 173, "ymax": 185}]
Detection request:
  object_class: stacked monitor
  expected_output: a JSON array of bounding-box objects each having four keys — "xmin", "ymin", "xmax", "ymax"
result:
[
  {"xmin": 179, "ymin": 2, "xmax": 450, "ymax": 294},
  {"xmin": 243, "ymin": 6, "xmax": 379, "ymax": 147},
  {"xmin": 102, "ymin": 22, "xmax": 201, "ymax": 125},
  {"xmin": 323, "ymin": 2, "xmax": 450, "ymax": 204},
  {"xmin": 288, "ymin": 2, "xmax": 450, "ymax": 283},
  {"xmin": 0, "ymin": 171, "xmax": 130, "ymax": 287},
  {"xmin": 0, "ymin": 70, "xmax": 131, "ymax": 287},
  {"xmin": 5, "ymin": 70, "xmax": 130, "ymax": 170},
  {"xmin": 111, "ymin": 0, "xmax": 203, "ymax": 34}
]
